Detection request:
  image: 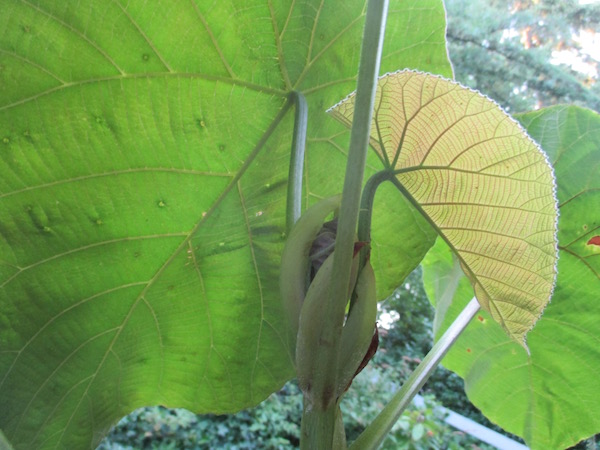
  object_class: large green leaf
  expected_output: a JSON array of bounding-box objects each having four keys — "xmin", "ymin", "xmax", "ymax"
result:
[
  {"xmin": 0, "ymin": 1, "xmax": 450, "ymax": 448},
  {"xmin": 423, "ymin": 105, "xmax": 600, "ymax": 449},
  {"xmin": 328, "ymin": 70, "xmax": 558, "ymax": 346}
]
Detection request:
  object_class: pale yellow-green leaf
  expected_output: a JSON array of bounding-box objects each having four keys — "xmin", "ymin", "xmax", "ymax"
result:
[{"xmin": 328, "ymin": 70, "xmax": 558, "ymax": 348}]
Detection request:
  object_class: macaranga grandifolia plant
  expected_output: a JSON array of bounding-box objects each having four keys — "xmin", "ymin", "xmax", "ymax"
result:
[{"xmin": 0, "ymin": 0, "xmax": 598, "ymax": 449}]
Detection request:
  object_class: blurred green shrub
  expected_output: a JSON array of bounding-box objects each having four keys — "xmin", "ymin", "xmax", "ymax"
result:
[{"xmin": 97, "ymin": 382, "xmax": 302, "ymax": 449}]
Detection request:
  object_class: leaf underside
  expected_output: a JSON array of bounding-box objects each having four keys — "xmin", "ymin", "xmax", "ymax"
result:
[{"xmin": 328, "ymin": 70, "xmax": 559, "ymax": 347}]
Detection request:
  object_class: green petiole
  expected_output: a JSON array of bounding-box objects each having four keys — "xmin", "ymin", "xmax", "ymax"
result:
[{"xmin": 286, "ymin": 91, "xmax": 308, "ymax": 233}]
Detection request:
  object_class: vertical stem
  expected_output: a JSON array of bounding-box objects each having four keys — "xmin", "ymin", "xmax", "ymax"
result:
[
  {"xmin": 299, "ymin": 2, "xmax": 388, "ymax": 448},
  {"xmin": 300, "ymin": 399, "xmax": 336, "ymax": 450},
  {"xmin": 301, "ymin": 399, "xmax": 345, "ymax": 450},
  {"xmin": 349, "ymin": 297, "xmax": 481, "ymax": 450},
  {"xmin": 316, "ymin": 0, "xmax": 389, "ymax": 404}
]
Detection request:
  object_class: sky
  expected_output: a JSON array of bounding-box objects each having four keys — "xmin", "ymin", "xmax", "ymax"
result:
[
  {"xmin": 547, "ymin": 0, "xmax": 600, "ymax": 79},
  {"xmin": 551, "ymin": 30, "xmax": 600, "ymax": 79}
]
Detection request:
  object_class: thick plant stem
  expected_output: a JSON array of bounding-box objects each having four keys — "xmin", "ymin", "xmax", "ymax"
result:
[
  {"xmin": 300, "ymin": 400, "xmax": 346, "ymax": 450},
  {"xmin": 349, "ymin": 297, "xmax": 481, "ymax": 450},
  {"xmin": 299, "ymin": 1, "xmax": 388, "ymax": 448}
]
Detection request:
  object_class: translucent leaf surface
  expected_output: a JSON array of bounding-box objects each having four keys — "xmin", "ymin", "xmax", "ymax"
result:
[
  {"xmin": 0, "ymin": 1, "xmax": 451, "ymax": 448},
  {"xmin": 328, "ymin": 70, "xmax": 558, "ymax": 346},
  {"xmin": 423, "ymin": 105, "xmax": 600, "ymax": 449}
]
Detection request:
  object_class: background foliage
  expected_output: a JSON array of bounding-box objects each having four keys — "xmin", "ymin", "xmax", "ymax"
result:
[{"xmin": 446, "ymin": 0, "xmax": 600, "ymax": 112}]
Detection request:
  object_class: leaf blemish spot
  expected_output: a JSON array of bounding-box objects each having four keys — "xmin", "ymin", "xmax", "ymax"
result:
[
  {"xmin": 142, "ymin": 53, "xmax": 150, "ymax": 61},
  {"xmin": 158, "ymin": 200, "xmax": 166, "ymax": 208},
  {"xmin": 587, "ymin": 236, "xmax": 600, "ymax": 247},
  {"xmin": 477, "ymin": 315, "xmax": 485, "ymax": 323},
  {"xmin": 218, "ymin": 144, "xmax": 225, "ymax": 151},
  {"xmin": 467, "ymin": 348, "xmax": 472, "ymax": 353},
  {"xmin": 2, "ymin": 137, "xmax": 9, "ymax": 144}
]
